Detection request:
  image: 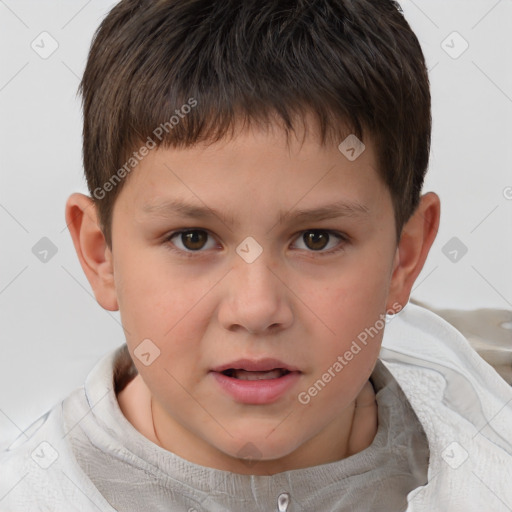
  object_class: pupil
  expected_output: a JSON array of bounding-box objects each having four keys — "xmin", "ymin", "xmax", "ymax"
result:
[
  {"xmin": 183, "ymin": 231, "xmax": 206, "ymax": 250},
  {"xmin": 305, "ymin": 231, "xmax": 328, "ymax": 250}
]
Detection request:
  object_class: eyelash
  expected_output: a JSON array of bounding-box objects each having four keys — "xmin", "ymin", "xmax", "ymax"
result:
[{"xmin": 163, "ymin": 229, "xmax": 349, "ymax": 259}]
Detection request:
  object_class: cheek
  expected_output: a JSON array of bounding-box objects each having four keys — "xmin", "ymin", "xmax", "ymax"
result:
[
  {"xmin": 308, "ymin": 256, "xmax": 390, "ymax": 342},
  {"xmin": 299, "ymin": 253, "xmax": 390, "ymax": 400},
  {"xmin": 113, "ymin": 252, "xmax": 214, "ymax": 382},
  {"xmin": 114, "ymin": 246, "xmax": 200, "ymax": 332}
]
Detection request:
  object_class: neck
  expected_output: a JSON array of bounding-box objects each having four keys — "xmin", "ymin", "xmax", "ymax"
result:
[{"xmin": 145, "ymin": 379, "xmax": 377, "ymax": 475}]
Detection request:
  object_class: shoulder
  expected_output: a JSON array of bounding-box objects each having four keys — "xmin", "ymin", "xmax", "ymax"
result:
[
  {"xmin": 380, "ymin": 302, "xmax": 512, "ymax": 510},
  {"xmin": 0, "ymin": 390, "xmax": 115, "ymax": 511},
  {"xmin": 380, "ymin": 302, "xmax": 512, "ymax": 442},
  {"xmin": 380, "ymin": 302, "xmax": 512, "ymax": 407}
]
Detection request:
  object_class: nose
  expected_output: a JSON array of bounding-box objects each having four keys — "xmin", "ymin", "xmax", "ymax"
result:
[{"xmin": 217, "ymin": 248, "xmax": 293, "ymax": 335}]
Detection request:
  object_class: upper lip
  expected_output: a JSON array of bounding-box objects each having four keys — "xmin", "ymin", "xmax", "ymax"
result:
[{"xmin": 211, "ymin": 358, "xmax": 301, "ymax": 373}]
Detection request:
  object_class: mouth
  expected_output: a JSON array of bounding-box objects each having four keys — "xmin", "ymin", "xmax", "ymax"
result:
[
  {"xmin": 210, "ymin": 359, "xmax": 302, "ymax": 404},
  {"xmin": 219, "ymin": 368, "xmax": 292, "ymax": 381},
  {"xmin": 211, "ymin": 358, "xmax": 301, "ymax": 375}
]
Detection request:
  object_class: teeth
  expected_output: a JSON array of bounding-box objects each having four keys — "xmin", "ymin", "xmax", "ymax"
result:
[{"xmin": 231, "ymin": 369, "xmax": 286, "ymax": 381}]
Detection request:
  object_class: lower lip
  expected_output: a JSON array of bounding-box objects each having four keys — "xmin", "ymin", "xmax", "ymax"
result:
[{"xmin": 211, "ymin": 371, "xmax": 301, "ymax": 405}]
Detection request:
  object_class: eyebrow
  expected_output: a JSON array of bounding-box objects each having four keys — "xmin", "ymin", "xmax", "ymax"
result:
[{"xmin": 141, "ymin": 198, "xmax": 370, "ymax": 226}]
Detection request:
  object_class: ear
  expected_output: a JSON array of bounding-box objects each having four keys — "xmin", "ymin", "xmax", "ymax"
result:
[
  {"xmin": 386, "ymin": 192, "xmax": 441, "ymax": 311},
  {"xmin": 65, "ymin": 193, "xmax": 118, "ymax": 311}
]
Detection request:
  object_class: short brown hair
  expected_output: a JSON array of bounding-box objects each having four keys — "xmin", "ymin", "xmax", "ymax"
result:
[{"xmin": 79, "ymin": 0, "xmax": 431, "ymax": 248}]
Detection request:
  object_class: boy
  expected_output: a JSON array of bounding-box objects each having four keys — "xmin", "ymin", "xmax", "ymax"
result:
[{"xmin": 1, "ymin": 0, "xmax": 512, "ymax": 510}]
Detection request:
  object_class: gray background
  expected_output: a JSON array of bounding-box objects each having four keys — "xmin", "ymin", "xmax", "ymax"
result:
[{"xmin": 1, "ymin": 0, "xmax": 511, "ymax": 448}]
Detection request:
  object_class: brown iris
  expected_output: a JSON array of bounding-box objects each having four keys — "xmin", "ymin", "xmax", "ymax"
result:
[
  {"xmin": 303, "ymin": 230, "xmax": 329, "ymax": 251},
  {"xmin": 181, "ymin": 230, "xmax": 208, "ymax": 250}
]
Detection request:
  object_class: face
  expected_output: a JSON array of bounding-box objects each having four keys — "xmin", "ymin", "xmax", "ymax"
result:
[{"xmin": 109, "ymin": 121, "xmax": 401, "ymax": 475}]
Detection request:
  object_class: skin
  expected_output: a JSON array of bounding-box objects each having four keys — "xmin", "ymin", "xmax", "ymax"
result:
[{"xmin": 65, "ymin": 119, "xmax": 440, "ymax": 476}]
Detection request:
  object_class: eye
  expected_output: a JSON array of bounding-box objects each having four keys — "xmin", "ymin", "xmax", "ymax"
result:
[
  {"xmin": 291, "ymin": 229, "xmax": 347, "ymax": 255},
  {"xmin": 164, "ymin": 228, "xmax": 348, "ymax": 257},
  {"xmin": 166, "ymin": 229, "xmax": 217, "ymax": 253}
]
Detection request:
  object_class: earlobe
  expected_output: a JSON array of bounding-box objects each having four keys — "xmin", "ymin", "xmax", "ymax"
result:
[
  {"xmin": 65, "ymin": 193, "xmax": 119, "ymax": 311},
  {"xmin": 386, "ymin": 192, "xmax": 441, "ymax": 311}
]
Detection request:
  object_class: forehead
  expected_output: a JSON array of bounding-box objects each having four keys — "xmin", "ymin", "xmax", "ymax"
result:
[{"xmin": 115, "ymin": 120, "xmax": 389, "ymax": 225}]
